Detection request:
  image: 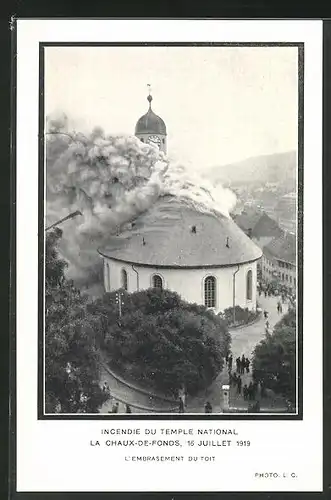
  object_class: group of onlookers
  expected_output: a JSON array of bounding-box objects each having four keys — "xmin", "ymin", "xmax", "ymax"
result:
[
  {"xmin": 226, "ymin": 352, "xmax": 250, "ymax": 375},
  {"xmin": 258, "ymin": 281, "xmax": 296, "ymax": 309},
  {"xmin": 225, "ymin": 346, "xmax": 268, "ymax": 405},
  {"xmin": 225, "ymin": 353, "xmax": 250, "ymax": 374}
]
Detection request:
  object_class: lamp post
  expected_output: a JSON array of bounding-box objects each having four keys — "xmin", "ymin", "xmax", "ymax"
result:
[
  {"xmin": 115, "ymin": 291, "xmax": 125, "ymax": 320},
  {"xmin": 45, "ymin": 210, "xmax": 83, "ymax": 231}
]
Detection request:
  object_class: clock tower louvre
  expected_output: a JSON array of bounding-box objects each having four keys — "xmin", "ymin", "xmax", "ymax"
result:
[{"xmin": 135, "ymin": 87, "xmax": 167, "ymax": 154}]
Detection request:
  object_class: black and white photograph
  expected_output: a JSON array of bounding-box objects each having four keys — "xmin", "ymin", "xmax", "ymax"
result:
[{"xmin": 43, "ymin": 44, "xmax": 301, "ymax": 416}]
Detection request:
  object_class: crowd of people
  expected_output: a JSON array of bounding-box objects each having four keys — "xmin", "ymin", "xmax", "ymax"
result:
[
  {"xmin": 258, "ymin": 279, "xmax": 295, "ymax": 335},
  {"xmin": 226, "ymin": 353, "xmax": 251, "ymax": 394},
  {"xmin": 258, "ymin": 281, "xmax": 296, "ymax": 310},
  {"xmin": 224, "ymin": 348, "xmax": 269, "ymax": 404},
  {"xmin": 224, "ymin": 351, "xmax": 268, "ymax": 406}
]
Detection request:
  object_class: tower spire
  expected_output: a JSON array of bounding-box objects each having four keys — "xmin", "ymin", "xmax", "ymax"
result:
[{"xmin": 147, "ymin": 83, "xmax": 152, "ymax": 109}]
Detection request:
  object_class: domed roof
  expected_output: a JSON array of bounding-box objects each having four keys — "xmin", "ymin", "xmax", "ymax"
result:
[
  {"xmin": 135, "ymin": 95, "xmax": 167, "ymax": 135},
  {"xmin": 98, "ymin": 197, "xmax": 262, "ymax": 268}
]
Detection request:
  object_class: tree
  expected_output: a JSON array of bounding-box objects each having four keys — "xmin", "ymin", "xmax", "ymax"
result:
[
  {"xmin": 90, "ymin": 288, "xmax": 230, "ymax": 397},
  {"xmin": 252, "ymin": 308, "xmax": 296, "ymax": 404},
  {"xmin": 221, "ymin": 305, "xmax": 258, "ymax": 327},
  {"xmin": 45, "ymin": 228, "xmax": 108, "ymax": 413}
]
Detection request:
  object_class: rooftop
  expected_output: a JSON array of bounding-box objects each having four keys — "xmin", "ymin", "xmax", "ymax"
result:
[
  {"xmin": 251, "ymin": 213, "xmax": 283, "ymax": 239},
  {"xmin": 234, "ymin": 210, "xmax": 261, "ymax": 232},
  {"xmin": 99, "ymin": 197, "xmax": 262, "ymax": 268},
  {"xmin": 263, "ymin": 232, "xmax": 296, "ymax": 264},
  {"xmin": 234, "ymin": 209, "xmax": 282, "ymax": 239}
]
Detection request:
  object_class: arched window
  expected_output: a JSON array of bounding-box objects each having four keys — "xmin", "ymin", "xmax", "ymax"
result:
[
  {"xmin": 204, "ymin": 276, "xmax": 216, "ymax": 308},
  {"xmin": 152, "ymin": 274, "xmax": 163, "ymax": 290},
  {"xmin": 121, "ymin": 269, "xmax": 128, "ymax": 291},
  {"xmin": 246, "ymin": 270, "xmax": 253, "ymax": 300}
]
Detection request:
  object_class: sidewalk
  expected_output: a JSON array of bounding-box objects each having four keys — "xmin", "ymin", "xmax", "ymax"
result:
[
  {"xmin": 99, "ymin": 360, "xmax": 178, "ymax": 414},
  {"xmin": 100, "ymin": 352, "xmax": 177, "ymax": 404}
]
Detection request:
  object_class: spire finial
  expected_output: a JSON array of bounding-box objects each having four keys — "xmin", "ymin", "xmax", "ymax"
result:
[{"xmin": 147, "ymin": 83, "xmax": 152, "ymax": 108}]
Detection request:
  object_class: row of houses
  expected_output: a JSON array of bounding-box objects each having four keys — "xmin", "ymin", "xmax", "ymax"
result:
[{"xmin": 233, "ymin": 207, "xmax": 297, "ymax": 295}]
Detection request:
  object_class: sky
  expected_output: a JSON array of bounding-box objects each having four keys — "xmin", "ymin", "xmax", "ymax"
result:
[{"xmin": 45, "ymin": 45, "xmax": 298, "ymax": 172}]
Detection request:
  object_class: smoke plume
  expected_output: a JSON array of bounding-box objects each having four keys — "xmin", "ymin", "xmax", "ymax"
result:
[{"xmin": 46, "ymin": 113, "xmax": 236, "ymax": 284}]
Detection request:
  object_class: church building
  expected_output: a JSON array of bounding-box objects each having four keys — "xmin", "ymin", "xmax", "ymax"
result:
[{"xmin": 98, "ymin": 92, "xmax": 262, "ymax": 314}]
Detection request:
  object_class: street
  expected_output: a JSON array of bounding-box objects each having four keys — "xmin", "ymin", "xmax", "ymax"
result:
[
  {"xmin": 184, "ymin": 293, "xmax": 289, "ymax": 413},
  {"xmin": 230, "ymin": 293, "xmax": 289, "ymax": 359}
]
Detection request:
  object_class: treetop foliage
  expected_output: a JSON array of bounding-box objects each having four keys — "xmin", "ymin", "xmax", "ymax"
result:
[
  {"xmin": 90, "ymin": 288, "xmax": 230, "ymax": 397},
  {"xmin": 45, "ymin": 229, "xmax": 108, "ymax": 413},
  {"xmin": 252, "ymin": 308, "xmax": 296, "ymax": 404}
]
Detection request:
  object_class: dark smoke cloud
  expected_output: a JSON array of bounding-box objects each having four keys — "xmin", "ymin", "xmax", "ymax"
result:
[{"xmin": 46, "ymin": 113, "xmax": 236, "ymax": 284}]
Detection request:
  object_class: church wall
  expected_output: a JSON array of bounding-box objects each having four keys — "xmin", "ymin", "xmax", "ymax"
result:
[{"xmin": 103, "ymin": 257, "xmax": 258, "ymax": 314}]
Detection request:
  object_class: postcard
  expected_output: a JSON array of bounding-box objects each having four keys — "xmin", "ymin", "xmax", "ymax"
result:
[{"xmin": 12, "ymin": 19, "xmax": 323, "ymax": 494}]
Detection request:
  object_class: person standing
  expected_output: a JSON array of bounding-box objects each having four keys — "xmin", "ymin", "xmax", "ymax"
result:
[
  {"xmin": 103, "ymin": 381, "xmax": 110, "ymax": 393},
  {"xmin": 245, "ymin": 358, "xmax": 250, "ymax": 374},
  {"xmin": 237, "ymin": 376, "xmax": 242, "ymax": 395},
  {"xmin": 241, "ymin": 354, "xmax": 246, "ymax": 374},
  {"xmin": 233, "ymin": 372, "xmax": 238, "ymax": 386},
  {"xmin": 228, "ymin": 355, "xmax": 233, "ymax": 372},
  {"xmin": 204, "ymin": 401, "xmax": 212, "ymax": 413},
  {"xmin": 243, "ymin": 384, "xmax": 248, "ymax": 400},
  {"xmin": 111, "ymin": 402, "xmax": 119, "ymax": 413},
  {"xmin": 236, "ymin": 357, "xmax": 241, "ymax": 373}
]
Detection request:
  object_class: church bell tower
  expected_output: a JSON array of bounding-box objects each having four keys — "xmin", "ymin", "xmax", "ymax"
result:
[{"xmin": 135, "ymin": 85, "xmax": 167, "ymax": 154}]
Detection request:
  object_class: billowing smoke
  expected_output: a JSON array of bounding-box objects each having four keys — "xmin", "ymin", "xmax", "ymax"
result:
[{"xmin": 46, "ymin": 113, "xmax": 236, "ymax": 284}]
